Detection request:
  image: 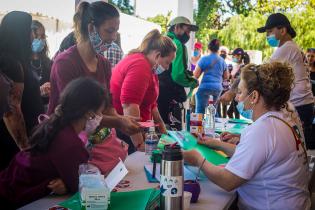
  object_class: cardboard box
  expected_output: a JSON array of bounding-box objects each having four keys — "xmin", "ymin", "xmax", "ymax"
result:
[
  {"xmin": 190, "ymin": 126, "xmax": 203, "ymax": 134},
  {"xmin": 190, "ymin": 113, "xmax": 203, "ymax": 121}
]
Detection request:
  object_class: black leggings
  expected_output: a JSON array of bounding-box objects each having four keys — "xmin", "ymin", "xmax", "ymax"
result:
[{"xmin": 296, "ymin": 103, "xmax": 314, "ymax": 149}]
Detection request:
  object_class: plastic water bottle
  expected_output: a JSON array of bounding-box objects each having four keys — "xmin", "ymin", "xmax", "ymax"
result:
[
  {"xmin": 203, "ymin": 95, "xmax": 216, "ymax": 137},
  {"xmin": 145, "ymin": 126, "xmax": 159, "ymax": 155},
  {"xmin": 186, "ymin": 108, "xmax": 191, "ymax": 132}
]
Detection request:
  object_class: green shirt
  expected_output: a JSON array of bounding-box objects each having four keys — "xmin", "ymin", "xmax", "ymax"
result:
[{"xmin": 167, "ymin": 31, "xmax": 198, "ymax": 88}]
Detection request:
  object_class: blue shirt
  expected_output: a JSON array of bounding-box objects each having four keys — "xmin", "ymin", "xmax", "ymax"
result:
[{"xmin": 198, "ymin": 53, "xmax": 227, "ymax": 91}]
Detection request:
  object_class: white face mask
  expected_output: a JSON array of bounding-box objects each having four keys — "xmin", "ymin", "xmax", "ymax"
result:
[
  {"xmin": 85, "ymin": 114, "xmax": 103, "ymax": 134},
  {"xmin": 154, "ymin": 64, "xmax": 166, "ymax": 75}
]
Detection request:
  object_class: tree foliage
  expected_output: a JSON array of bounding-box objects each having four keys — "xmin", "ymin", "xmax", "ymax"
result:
[
  {"xmin": 109, "ymin": 0, "xmax": 134, "ymax": 15},
  {"xmin": 146, "ymin": 11, "xmax": 172, "ymax": 34}
]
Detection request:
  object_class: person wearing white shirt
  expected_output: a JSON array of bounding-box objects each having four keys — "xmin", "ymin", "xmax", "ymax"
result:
[
  {"xmin": 257, "ymin": 13, "xmax": 314, "ymax": 150},
  {"xmin": 184, "ymin": 62, "xmax": 310, "ymax": 210}
]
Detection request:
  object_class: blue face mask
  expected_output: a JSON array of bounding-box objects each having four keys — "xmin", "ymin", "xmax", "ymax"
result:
[
  {"xmin": 267, "ymin": 34, "xmax": 280, "ymax": 47},
  {"xmin": 193, "ymin": 50, "xmax": 199, "ymax": 57},
  {"xmin": 236, "ymin": 93, "xmax": 254, "ymax": 119},
  {"xmin": 89, "ymin": 27, "xmax": 106, "ymax": 54},
  {"xmin": 154, "ymin": 65, "xmax": 166, "ymax": 75},
  {"xmin": 232, "ymin": 57, "xmax": 239, "ymax": 63},
  {"xmin": 32, "ymin": 39, "xmax": 45, "ymax": 53}
]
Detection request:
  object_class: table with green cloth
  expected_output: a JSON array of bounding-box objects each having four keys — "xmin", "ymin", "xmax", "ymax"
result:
[{"xmin": 18, "ymin": 151, "xmax": 236, "ymax": 210}]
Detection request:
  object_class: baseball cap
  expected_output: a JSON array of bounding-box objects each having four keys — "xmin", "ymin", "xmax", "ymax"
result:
[
  {"xmin": 168, "ymin": 16, "xmax": 199, "ymax": 31},
  {"xmin": 257, "ymin": 13, "xmax": 296, "ymax": 38},
  {"xmin": 231, "ymin": 48, "xmax": 244, "ymax": 55},
  {"xmin": 194, "ymin": 42, "xmax": 202, "ymax": 49}
]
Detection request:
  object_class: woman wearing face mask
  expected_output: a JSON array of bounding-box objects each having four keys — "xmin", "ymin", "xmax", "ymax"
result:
[
  {"xmin": 226, "ymin": 48, "xmax": 250, "ymax": 119},
  {"xmin": 193, "ymin": 39, "xmax": 228, "ymax": 114},
  {"xmin": 48, "ymin": 1, "xmax": 140, "ymax": 136},
  {"xmin": 190, "ymin": 42, "xmax": 202, "ymax": 71},
  {"xmin": 31, "ymin": 20, "xmax": 52, "ymax": 108},
  {"xmin": 0, "ymin": 78, "xmax": 110, "ymax": 208},
  {"xmin": 184, "ymin": 62, "xmax": 310, "ymax": 210},
  {"xmin": 230, "ymin": 48, "xmax": 250, "ymax": 79},
  {"xmin": 110, "ymin": 29, "xmax": 176, "ymax": 153},
  {"xmin": 0, "ymin": 11, "xmax": 44, "ymax": 170}
]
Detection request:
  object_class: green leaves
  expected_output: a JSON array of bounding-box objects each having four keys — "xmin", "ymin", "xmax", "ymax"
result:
[
  {"xmin": 146, "ymin": 11, "xmax": 172, "ymax": 34},
  {"xmin": 195, "ymin": 0, "xmax": 315, "ymax": 59}
]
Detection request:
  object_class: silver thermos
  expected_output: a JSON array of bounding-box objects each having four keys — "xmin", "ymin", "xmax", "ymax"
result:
[{"xmin": 160, "ymin": 144, "xmax": 183, "ymax": 210}]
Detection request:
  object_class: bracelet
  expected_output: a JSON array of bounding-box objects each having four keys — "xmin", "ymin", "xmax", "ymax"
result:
[
  {"xmin": 199, "ymin": 158, "xmax": 206, "ymax": 170},
  {"xmin": 196, "ymin": 158, "xmax": 206, "ymax": 181}
]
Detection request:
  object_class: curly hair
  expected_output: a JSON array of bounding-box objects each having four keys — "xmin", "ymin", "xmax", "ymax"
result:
[{"xmin": 240, "ymin": 62, "xmax": 294, "ymax": 111}]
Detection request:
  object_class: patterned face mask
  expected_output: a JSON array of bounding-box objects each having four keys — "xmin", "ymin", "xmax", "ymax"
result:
[{"xmin": 89, "ymin": 26, "xmax": 106, "ymax": 54}]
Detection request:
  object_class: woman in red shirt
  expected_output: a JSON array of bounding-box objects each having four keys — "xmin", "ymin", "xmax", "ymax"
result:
[
  {"xmin": 110, "ymin": 29, "xmax": 176, "ymax": 153},
  {"xmin": 0, "ymin": 78, "xmax": 110, "ymax": 208},
  {"xmin": 48, "ymin": 1, "xmax": 139, "ymax": 135}
]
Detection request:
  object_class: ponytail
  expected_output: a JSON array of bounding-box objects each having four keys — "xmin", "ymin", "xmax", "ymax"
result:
[
  {"xmin": 129, "ymin": 29, "xmax": 176, "ymax": 57},
  {"xmin": 29, "ymin": 106, "xmax": 65, "ymax": 153},
  {"xmin": 29, "ymin": 78, "xmax": 109, "ymax": 153},
  {"xmin": 74, "ymin": 1, "xmax": 119, "ymax": 42},
  {"xmin": 242, "ymin": 52, "xmax": 250, "ymax": 65}
]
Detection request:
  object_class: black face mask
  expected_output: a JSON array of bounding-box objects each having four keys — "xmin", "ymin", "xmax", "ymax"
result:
[
  {"xmin": 177, "ymin": 33, "xmax": 190, "ymax": 44},
  {"xmin": 220, "ymin": 54, "xmax": 227, "ymax": 59}
]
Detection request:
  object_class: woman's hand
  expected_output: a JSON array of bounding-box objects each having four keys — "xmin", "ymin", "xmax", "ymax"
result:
[
  {"xmin": 196, "ymin": 134, "xmax": 220, "ymax": 149},
  {"xmin": 118, "ymin": 115, "xmax": 141, "ymax": 136},
  {"xmin": 183, "ymin": 150, "xmax": 204, "ymax": 167},
  {"xmin": 220, "ymin": 132, "xmax": 240, "ymax": 145},
  {"xmin": 47, "ymin": 178, "xmax": 67, "ymax": 195},
  {"xmin": 40, "ymin": 82, "xmax": 51, "ymax": 96}
]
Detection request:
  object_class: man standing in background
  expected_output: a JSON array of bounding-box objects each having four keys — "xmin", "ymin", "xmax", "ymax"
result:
[{"xmin": 158, "ymin": 16, "xmax": 199, "ymax": 130}]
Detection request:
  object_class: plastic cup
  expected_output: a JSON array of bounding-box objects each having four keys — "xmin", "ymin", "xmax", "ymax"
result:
[
  {"xmin": 184, "ymin": 191, "xmax": 192, "ymax": 210},
  {"xmin": 184, "ymin": 180, "xmax": 201, "ymax": 203}
]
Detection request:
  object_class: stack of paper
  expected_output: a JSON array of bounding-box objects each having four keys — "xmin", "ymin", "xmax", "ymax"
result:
[{"xmin": 59, "ymin": 188, "xmax": 160, "ymax": 210}]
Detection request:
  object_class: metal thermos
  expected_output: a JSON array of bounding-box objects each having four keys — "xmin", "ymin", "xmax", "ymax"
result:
[{"xmin": 160, "ymin": 144, "xmax": 183, "ymax": 210}]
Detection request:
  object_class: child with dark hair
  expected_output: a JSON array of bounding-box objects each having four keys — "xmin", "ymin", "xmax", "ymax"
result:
[{"xmin": 0, "ymin": 77, "xmax": 110, "ymax": 208}]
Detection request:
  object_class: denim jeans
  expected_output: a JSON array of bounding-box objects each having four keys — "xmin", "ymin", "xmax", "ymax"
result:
[{"xmin": 195, "ymin": 88, "xmax": 221, "ymax": 114}]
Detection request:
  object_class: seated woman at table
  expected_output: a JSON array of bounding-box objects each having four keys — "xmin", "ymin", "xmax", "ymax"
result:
[
  {"xmin": 110, "ymin": 29, "xmax": 176, "ymax": 153},
  {"xmin": 0, "ymin": 78, "xmax": 110, "ymax": 208},
  {"xmin": 184, "ymin": 62, "xmax": 311, "ymax": 210}
]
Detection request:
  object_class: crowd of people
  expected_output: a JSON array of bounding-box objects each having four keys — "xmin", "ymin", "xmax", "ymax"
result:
[{"xmin": 0, "ymin": 1, "xmax": 314, "ymax": 209}]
